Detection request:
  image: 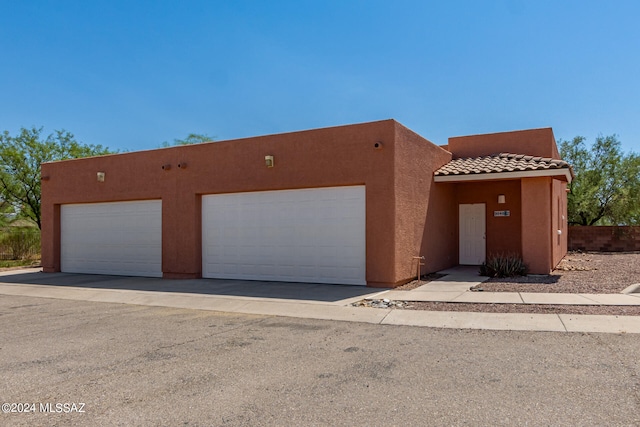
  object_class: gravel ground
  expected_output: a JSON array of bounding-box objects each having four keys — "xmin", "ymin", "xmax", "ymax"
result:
[
  {"xmin": 405, "ymin": 302, "xmax": 640, "ymax": 316},
  {"xmin": 480, "ymin": 251, "xmax": 640, "ymax": 294},
  {"xmin": 395, "ymin": 252, "xmax": 640, "ymax": 294},
  {"xmin": 398, "ymin": 252, "xmax": 640, "ymax": 316}
]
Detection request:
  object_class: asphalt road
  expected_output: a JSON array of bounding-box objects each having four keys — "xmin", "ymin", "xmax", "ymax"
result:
[{"xmin": 1, "ymin": 295, "xmax": 639, "ymax": 426}]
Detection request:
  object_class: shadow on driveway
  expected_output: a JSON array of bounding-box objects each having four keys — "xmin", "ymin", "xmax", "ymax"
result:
[{"xmin": 0, "ymin": 271, "xmax": 386, "ymax": 303}]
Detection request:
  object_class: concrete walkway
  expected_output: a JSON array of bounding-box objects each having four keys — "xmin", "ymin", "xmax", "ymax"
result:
[
  {"xmin": 379, "ymin": 266, "xmax": 640, "ymax": 306},
  {"xmin": 1, "ymin": 268, "xmax": 639, "ymax": 334}
]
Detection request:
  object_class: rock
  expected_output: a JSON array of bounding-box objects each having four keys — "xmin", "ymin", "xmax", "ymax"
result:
[{"xmin": 352, "ymin": 298, "xmax": 407, "ymax": 309}]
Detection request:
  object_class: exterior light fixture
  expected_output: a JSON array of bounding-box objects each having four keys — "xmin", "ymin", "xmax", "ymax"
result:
[
  {"xmin": 498, "ymin": 194, "xmax": 505, "ymax": 204},
  {"xmin": 97, "ymin": 172, "xmax": 105, "ymax": 182},
  {"xmin": 265, "ymin": 155, "xmax": 274, "ymax": 168}
]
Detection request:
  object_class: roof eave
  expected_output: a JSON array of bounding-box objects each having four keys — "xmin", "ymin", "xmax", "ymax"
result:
[{"xmin": 434, "ymin": 168, "xmax": 573, "ymax": 183}]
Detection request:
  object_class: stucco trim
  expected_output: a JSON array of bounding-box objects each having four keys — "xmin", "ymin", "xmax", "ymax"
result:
[{"xmin": 434, "ymin": 168, "xmax": 572, "ymax": 183}]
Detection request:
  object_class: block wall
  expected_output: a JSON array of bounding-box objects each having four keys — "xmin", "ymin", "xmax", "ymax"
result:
[{"xmin": 568, "ymin": 226, "xmax": 640, "ymax": 252}]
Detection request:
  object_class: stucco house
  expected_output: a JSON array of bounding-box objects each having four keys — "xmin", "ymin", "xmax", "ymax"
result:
[{"xmin": 41, "ymin": 119, "xmax": 572, "ymax": 287}]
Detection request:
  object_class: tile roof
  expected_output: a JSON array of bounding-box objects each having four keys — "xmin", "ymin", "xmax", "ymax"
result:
[{"xmin": 435, "ymin": 153, "xmax": 572, "ymax": 177}]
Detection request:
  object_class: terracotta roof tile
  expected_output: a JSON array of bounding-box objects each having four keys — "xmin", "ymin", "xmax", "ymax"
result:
[{"xmin": 435, "ymin": 153, "xmax": 572, "ymax": 176}]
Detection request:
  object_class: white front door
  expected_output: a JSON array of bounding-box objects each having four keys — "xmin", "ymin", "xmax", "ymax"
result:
[{"xmin": 459, "ymin": 203, "xmax": 486, "ymax": 265}]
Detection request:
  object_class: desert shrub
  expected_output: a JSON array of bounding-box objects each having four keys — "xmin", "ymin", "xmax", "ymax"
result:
[
  {"xmin": 0, "ymin": 229, "xmax": 41, "ymax": 260},
  {"xmin": 480, "ymin": 253, "xmax": 528, "ymax": 278}
]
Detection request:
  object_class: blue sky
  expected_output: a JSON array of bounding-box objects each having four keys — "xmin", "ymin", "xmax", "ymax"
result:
[{"xmin": 1, "ymin": 0, "xmax": 639, "ymax": 154}]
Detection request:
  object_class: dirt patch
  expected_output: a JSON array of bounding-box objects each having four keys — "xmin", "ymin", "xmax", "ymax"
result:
[
  {"xmin": 479, "ymin": 252, "xmax": 640, "ymax": 294},
  {"xmin": 393, "ymin": 273, "xmax": 446, "ymax": 291},
  {"xmin": 0, "ymin": 264, "xmax": 41, "ymax": 272}
]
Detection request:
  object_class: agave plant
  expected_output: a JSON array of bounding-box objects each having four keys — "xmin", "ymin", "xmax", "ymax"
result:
[{"xmin": 479, "ymin": 253, "xmax": 528, "ymax": 278}]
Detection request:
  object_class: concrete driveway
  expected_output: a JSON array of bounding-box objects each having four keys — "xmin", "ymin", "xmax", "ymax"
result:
[{"xmin": 0, "ymin": 270, "xmax": 385, "ymax": 302}]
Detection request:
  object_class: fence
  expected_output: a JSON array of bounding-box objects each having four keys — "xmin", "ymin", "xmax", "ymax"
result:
[
  {"xmin": 568, "ymin": 226, "xmax": 640, "ymax": 252},
  {"xmin": 0, "ymin": 229, "xmax": 41, "ymax": 260}
]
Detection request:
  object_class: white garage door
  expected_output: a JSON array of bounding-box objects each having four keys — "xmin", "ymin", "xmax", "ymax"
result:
[
  {"xmin": 61, "ymin": 200, "xmax": 162, "ymax": 277},
  {"xmin": 202, "ymin": 186, "xmax": 366, "ymax": 285}
]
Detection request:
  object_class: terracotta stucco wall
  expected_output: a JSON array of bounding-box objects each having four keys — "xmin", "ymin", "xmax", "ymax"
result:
[
  {"xmin": 455, "ymin": 180, "xmax": 523, "ymax": 259},
  {"xmin": 41, "ymin": 120, "xmax": 569, "ymax": 283},
  {"xmin": 41, "ymin": 120, "xmax": 403, "ymax": 284},
  {"xmin": 421, "ymin": 182, "xmax": 458, "ymax": 273},
  {"xmin": 520, "ymin": 177, "xmax": 553, "ymax": 273},
  {"xmin": 392, "ymin": 123, "xmax": 454, "ymax": 283},
  {"xmin": 447, "ymin": 128, "xmax": 559, "ymax": 159},
  {"xmin": 443, "ymin": 127, "xmax": 568, "ymax": 273},
  {"xmin": 551, "ymin": 179, "xmax": 568, "ymax": 268}
]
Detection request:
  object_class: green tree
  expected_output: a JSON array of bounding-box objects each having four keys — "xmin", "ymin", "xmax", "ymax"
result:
[
  {"xmin": 161, "ymin": 133, "xmax": 215, "ymax": 147},
  {"xmin": 0, "ymin": 199, "xmax": 16, "ymax": 228},
  {"xmin": 559, "ymin": 135, "xmax": 640, "ymax": 226},
  {"xmin": 0, "ymin": 127, "xmax": 114, "ymax": 229}
]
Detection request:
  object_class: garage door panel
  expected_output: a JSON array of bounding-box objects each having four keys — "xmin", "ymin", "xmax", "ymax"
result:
[
  {"xmin": 202, "ymin": 186, "xmax": 366, "ymax": 285},
  {"xmin": 61, "ymin": 200, "xmax": 162, "ymax": 277}
]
